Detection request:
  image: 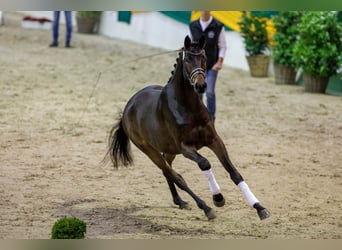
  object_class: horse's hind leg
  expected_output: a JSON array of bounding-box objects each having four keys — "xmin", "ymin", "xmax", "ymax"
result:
[
  {"xmin": 163, "ymin": 153, "xmax": 189, "ymax": 209},
  {"xmin": 209, "ymin": 137, "xmax": 271, "ymax": 220},
  {"xmin": 137, "ymin": 145, "xmax": 216, "ymax": 220}
]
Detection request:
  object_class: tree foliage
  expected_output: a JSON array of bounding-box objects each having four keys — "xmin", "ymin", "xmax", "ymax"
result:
[
  {"xmin": 293, "ymin": 11, "xmax": 342, "ymax": 77},
  {"xmin": 238, "ymin": 11, "xmax": 269, "ymax": 56},
  {"xmin": 272, "ymin": 11, "xmax": 302, "ymax": 67}
]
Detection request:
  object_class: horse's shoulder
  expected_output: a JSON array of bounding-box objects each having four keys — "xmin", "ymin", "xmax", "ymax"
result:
[
  {"xmin": 140, "ymin": 85, "xmax": 163, "ymax": 92},
  {"xmin": 134, "ymin": 85, "xmax": 163, "ymax": 99}
]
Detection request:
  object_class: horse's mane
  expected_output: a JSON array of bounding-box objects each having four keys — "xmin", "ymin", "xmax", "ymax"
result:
[{"xmin": 167, "ymin": 49, "xmax": 182, "ymax": 84}]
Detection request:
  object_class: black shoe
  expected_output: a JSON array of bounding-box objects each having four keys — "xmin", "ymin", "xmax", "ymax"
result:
[
  {"xmin": 49, "ymin": 42, "xmax": 58, "ymax": 47},
  {"xmin": 65, "ymin": 44, "xmax": 73, "ymax": 48}
]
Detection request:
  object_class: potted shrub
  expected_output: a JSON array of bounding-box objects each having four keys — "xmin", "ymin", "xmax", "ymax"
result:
[
  {"xmin": 76, "ymin": 11, "xmax": 102, "ymax": 34},
  {"xmin": 272, "ymin": 11, "xmax": 302, "ymax": 85},
  {"xmin": 238, "ymin": 11, "xmax": 270, "ymax": 77},
  {"xmin": 293, "ymin": 11, "xmax": 342, "ymax": 93}
]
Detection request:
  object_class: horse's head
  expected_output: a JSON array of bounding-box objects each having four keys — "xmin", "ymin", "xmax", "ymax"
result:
[{"xmin": 182, "ymin": 35, "xmax": 207, "ymax": 94}]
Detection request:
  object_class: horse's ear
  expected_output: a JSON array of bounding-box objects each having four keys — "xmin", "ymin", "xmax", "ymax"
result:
[
  {"xmin": 199, "ymin": 35, "xmax": 206, "ymax": 49},
  {"xmin": 184, "ymin": 35, "xmax": 191, "ymax": 49}
]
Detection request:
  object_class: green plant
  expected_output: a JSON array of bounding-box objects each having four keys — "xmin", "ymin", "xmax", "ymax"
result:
[
  {"xmin": 272, "ymin": 11, "xmax": 303, "ymax": 67},
  {"xmin": 51, "ymin": 217, "xmax": 87, "ymax": 239},
  {"xmin": 238, "ymin": 11, "xmax": 269, "ymax": 56},
  {"xmin": 77, "ymin": 11, "xmax": 102, "ymax": 18},
  {"xmin": 293, "ymin": 11, "xmax": 342, "ymax": 77}
]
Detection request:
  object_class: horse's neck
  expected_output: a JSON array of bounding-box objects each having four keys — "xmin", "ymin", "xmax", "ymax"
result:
[
  {"xmin": 169, "ymin": 58, "xmax": 199, "ymax": 107},
  {"xmin": 161, "ymin": 57, "xmax": 209, "ymax": 125}
]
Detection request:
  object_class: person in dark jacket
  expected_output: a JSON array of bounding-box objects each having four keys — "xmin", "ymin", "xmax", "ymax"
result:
[
  {"xmin": 189, "ymin": 11, "xmax": 227, "ymax": 121},
  {"xmin": 49, "ymin": 11, "xmax": 73, "ymax": 48}
]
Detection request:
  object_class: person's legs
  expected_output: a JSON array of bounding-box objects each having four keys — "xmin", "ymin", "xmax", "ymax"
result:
[
  {"xmin": 50, "ymin": 11, "xmax": 60, "ymax": 47},
  {"xmin": 64, "ymin": 11, "xmax": 73, "ymax": 47},
  {"xmin": 205, "ymin": 70, "xmax": 218, "ymax": 120}
]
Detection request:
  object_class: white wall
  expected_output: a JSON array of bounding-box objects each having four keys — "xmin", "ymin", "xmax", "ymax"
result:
[
  {"xmin": 16, "ymin": 11, "xmax": 77, "ymax": 26},
  {"xmin": 16, "ymin": 11, "xmax": 250, "ymax": 71},
  {"xmin": 99, "ymin": 11, "xmax": 250, "ymax": 71},
  {"xmin": 99, "ymin": 11, "xmax": 188, "ymax": 52},
  {"xmin": 224, "ymin": 31, "xmax": 249, "ymax": 71}
]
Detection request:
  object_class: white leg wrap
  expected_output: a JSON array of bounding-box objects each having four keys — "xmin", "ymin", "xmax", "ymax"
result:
[
  {"xmin": 238, "ymin": 181, "xmax": 259, "ymax": 207},
  {"xmin": 203, "ymin": 169, "xmax": 221, "ymax": 195}
]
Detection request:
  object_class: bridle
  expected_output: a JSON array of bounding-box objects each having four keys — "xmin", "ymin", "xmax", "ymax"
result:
[{"xmin": 182, "ymin": 49, "xmax": 206, "ymax": 87}]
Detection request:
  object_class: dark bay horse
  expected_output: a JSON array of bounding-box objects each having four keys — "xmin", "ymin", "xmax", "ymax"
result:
[{"xmin": 104, "ymin": 35, "xmax": 270, "ymax": 220}]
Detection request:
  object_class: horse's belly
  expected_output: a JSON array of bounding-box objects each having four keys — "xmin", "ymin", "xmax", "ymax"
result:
[{"xmin": 123, "ymin": 85, "xmax": 178, "ymax": 152}]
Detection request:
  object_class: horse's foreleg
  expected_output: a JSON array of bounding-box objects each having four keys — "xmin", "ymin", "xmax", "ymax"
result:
[
  {"xmin": 209, "ymin": 137, "xmax": 271, "ymax": 220},
  {"xmin": 181, "ymin": 143, "xmax": 226, "ymax": 208},
  {"xmin": 163, "ymin": 153, "xmax": 189, "ymax": 209}
]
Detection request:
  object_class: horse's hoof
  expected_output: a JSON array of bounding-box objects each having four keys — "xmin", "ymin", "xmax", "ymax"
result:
[
  {"xmin": 258, "ymin": 208, "xmax": 271, "ymax": 220},
  {"xmin": 205, "ymin": 208, "xmax": 216, "ymax": 220},
  {"xmin": 179, "ymin": 202, "xmax": 191, "ymax": 210},
  {"xmin": 213, "ymin": 193, "xmax": 225, "ymax": 207},
  {"xmin": 174, "ymin": 198, "xmax": 190, "ymax": 210}
]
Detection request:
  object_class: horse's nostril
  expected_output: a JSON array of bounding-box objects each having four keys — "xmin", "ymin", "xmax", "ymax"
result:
[{"xmin": 195, "ymin": 83, "xmax": 206, "ymax": 94}]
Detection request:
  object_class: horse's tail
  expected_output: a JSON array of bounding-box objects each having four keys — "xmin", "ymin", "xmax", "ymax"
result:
[{"xmin": 103, "ymin": 117, "xmax": 133, "ymax": 168}]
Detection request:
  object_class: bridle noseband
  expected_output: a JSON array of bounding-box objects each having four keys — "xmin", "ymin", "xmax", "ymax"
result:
[{"xmin": 182, "ymin": 49, "xmax": 206, "ymax": 87}]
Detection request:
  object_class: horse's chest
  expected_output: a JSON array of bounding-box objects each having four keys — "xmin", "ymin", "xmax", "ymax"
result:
[{"xmin": 182, "ymin": 125, "xmax": 213, "ymax": 146}]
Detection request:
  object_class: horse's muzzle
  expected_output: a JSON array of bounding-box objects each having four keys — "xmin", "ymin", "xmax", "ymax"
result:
[{"xmin": 195, "ymin": 82, "xmax": 207, "ymax": 94}]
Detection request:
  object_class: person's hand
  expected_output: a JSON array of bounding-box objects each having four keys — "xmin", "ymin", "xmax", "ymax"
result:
[{"xmin": 212, "ymin": 61, "xmax": 223, "ymax": 71}]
